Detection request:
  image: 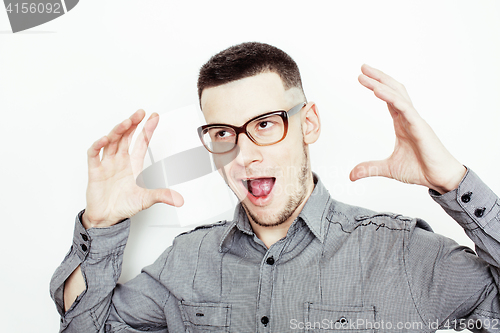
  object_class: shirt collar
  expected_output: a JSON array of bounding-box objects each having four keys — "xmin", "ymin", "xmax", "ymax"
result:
[
  {"xmin": 297, "ymin": 173, "xmax": 331, "ymax": 243},
  {"xmin": 219, "ymin": 172, "xmax": 331, "ymax": 252}
]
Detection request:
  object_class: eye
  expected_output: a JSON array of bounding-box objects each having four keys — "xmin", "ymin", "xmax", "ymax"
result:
[
  {"xmin": 216, "ymin": 130, "xmax": 225, "ymax": 137},
  {"xmin": 212, "ymin": 129, "xmax": 235, "ymax": 141},
  {"xmin": 216, "ymin": 130, "xmax": 230, "ymax": 138},
  {"xmin": 258, "ymin": 121, "xmax": 274, "ymax": 129}
]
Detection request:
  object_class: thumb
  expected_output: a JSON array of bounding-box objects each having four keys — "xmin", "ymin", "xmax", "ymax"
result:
[
  {"xmin": 143, "ymin": 188, "xmax": 185, "ymax": 208},
  {"xmin": 349, "ymin": 160, "xmax": 390, "ymax": 182}
]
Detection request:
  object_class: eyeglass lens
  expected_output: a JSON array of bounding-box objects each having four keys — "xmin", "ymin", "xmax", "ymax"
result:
[{"xmin": 202, "ymin": 113, "xmax": 286, "ymax": 153}]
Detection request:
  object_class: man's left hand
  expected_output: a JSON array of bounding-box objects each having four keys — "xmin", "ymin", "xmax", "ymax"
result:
[{"xmin": 350, "ymin": 64, "xmax": 466, "ymax": 194}]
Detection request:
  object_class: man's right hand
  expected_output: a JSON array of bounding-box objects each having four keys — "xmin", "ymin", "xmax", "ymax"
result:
[{"xmin": 82, "ymin": 110, "xmax": 184, "ymax": 229}]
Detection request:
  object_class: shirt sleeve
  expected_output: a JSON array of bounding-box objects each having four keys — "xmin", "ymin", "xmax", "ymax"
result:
[
  {"xmin": 50, "ymin": 211, "xmax": 172, "ymax": 333},
  {"xmin": 405, "ymin": 168, "xmax": 500, "ymax": 331},
  {"xmin": 430, "ymin": 168, "xmax": 500, "ymax": 272}
]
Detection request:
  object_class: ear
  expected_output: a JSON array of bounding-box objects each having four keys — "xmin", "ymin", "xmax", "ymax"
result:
[{"xmin": 301, "ymin": 102, "xmax": 321, "ymax": 144}]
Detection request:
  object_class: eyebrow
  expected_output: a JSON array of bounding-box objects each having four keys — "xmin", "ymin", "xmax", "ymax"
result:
[{"xmin": 206, "ymin": 106, "xmax": 289, "ymax": 127}]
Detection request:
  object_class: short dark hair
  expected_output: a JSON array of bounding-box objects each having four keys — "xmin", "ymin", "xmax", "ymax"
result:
[{"xmin": 197, "ymin": 42, "xmax": 305, "ymax": 102}]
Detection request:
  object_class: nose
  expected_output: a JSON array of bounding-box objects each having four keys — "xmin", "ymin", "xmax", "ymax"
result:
[{"xmin": 234, "ymin": 132, "xmax": 262, "ymax": 167}]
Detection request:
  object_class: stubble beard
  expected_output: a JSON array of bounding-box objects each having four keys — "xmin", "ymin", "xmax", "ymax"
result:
[{"xmin": 243, "ymin": 145, "xmax": 310, "ymax": 228}]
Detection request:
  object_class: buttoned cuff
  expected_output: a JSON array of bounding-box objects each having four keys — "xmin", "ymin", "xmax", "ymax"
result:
[
  {"xmin": 430, "ymin": 168, "xmax": 500, "ymax": 233},
  {"xmin": 73, "ymin": 210, "xmax": 131, "ymax": 261}
]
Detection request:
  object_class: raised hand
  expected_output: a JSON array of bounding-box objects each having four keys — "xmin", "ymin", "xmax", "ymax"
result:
[
  {"xmin": 82, "ymin": 110, "xmax": 184, "ymax": 229},
  {"xmin": 349, "ymin": 65, "xmax": 466, "ymax": 194}
]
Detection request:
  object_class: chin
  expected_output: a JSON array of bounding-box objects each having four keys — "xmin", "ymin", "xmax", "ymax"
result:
[{"xmin": 242, "ymin": 195, "xmax": 299, "ymax": 228}]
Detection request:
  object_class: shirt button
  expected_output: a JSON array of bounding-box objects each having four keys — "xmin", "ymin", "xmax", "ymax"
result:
[
  {"xmin": 461, "ymin": 192, "xmax": 472, "ymax": 203},
  {"xmin": 475, "ymin": 207, "xmax": 486, "ymax": 218},
  {"xmin": 261, "ymin": 316, "xmax": 269, "ymax": 326},
  {"xmin": 80, "ymin": 244, "xmax": 88, "ymax": 252},
  {"xmin": 266, "ymin": 256, "xmax": 275, "ymax": 265},
  {"xmin": 80, "ymin": 233, "xmax": 88, "ymax": 241}
]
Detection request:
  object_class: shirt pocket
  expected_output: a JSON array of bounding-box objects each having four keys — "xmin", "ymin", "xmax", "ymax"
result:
[
  {"xmin": 179, "ymin": 301, "xmax": 231, "ymax": 333},
  {"xmin": 304, "ymin": 303, "xmax": 376, "ymax": 332}
]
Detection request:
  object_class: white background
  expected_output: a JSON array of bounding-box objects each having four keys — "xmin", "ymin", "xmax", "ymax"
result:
[{"xmin": 1, "ymin": 1, "xmax": 499, "ymax": 332}]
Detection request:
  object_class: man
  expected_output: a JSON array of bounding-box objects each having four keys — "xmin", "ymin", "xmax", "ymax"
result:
[{"xmin": 51, "ymin": 42, "xmax": 500, "ymax": 332}]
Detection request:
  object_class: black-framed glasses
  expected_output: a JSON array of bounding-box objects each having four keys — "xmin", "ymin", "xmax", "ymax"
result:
[{"xmin": 198, "ymin": 102, "xmax": 306, "ymax": 154}]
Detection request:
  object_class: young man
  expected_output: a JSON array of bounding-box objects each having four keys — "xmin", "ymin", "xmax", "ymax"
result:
[{"xmin": 51, "ymin": 42, "xmax": 500, "ymax": 332}]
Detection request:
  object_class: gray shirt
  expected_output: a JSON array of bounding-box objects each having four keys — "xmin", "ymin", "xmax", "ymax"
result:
[{"xmin": 50, "ymin": 170, "xmax": 500, "ymax": 332}]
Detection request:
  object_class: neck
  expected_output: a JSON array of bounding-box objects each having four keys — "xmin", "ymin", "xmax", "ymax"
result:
[{"xmin": 249, "ymin": 176, "xmax": 315, "ymax": 248}]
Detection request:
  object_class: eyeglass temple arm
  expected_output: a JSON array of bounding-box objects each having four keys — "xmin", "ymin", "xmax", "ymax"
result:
[{"xmin": 288, "ymin": 102, "xmax": 307, "ymax": 117}]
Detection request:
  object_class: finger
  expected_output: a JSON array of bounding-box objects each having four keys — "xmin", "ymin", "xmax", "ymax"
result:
[
  {"xmin": 117, "ymin": 124, "xmax": 137, "ymax": 154},
  {"xmin": 359, "ymin": 73, "xmax": 410, "ymax": 106},
  {"xmin": 359, "ymin": 74, "xmax": 407, "ymax": 106},
  {"xmin": 131, "ymin": 113, "xmax": 160, "ymax": 160},
  {"xmin": 87, "ymin": 136, "xmax": 109, "ymax": 169},
  {"xmin": 361, "ymin": 64, "xmax": 411, "ymax": 101},
  {"xmin": 142, "ymin": 188, "xmax": 184, "ymax": 208},
  {"xmin": 126, "ymin": 127, "xmax": 138, "ymax": 149},
  {"xmin": 359, "ymin": 72, "xmax": 417, "ymax": 121},
  {"xmin": 358, "ymin": 73, "xmax": 380, "ymax": 92},
  {"xmin": 117, "ymin": 110, "xmax": 146, "ymax": 153},
  {"xmin": 103, "ymin": 118, "xmax": 133, "ymax": 158},
  {"xmin": 372, "ymin": 86, "xmax": 420, "ymax": 123},
  {"xmin": 129, "ymin": 109, "xmax": 146, "ymax": 125},
  {"xmin": 349, "ymin": 160, "xmax": 390, "ymax": 181}
]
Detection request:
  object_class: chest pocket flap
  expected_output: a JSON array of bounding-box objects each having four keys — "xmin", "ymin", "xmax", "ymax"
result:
[
  {"xmin": 179, "ymin": 301, "xmax": 231, "ymax": 332},
  {"xmin": 305, "ymin": 303, "xmax": 376, "ymax": 332}
]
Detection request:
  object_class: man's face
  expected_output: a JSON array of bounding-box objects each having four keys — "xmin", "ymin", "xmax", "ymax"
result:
[{"xmin": 200, "ymin": 72, "xmax": 315, "ymax": 227}]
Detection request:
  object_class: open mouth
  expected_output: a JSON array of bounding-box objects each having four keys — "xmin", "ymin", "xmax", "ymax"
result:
[{"xmin": 242, "ymin": 177, "xmax": 276, "ymax": 198}]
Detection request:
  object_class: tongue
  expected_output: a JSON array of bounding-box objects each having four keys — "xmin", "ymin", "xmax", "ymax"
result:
[{"xmin": 248, "ymin": 178, "xmax": 274, "ymax": 197}]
